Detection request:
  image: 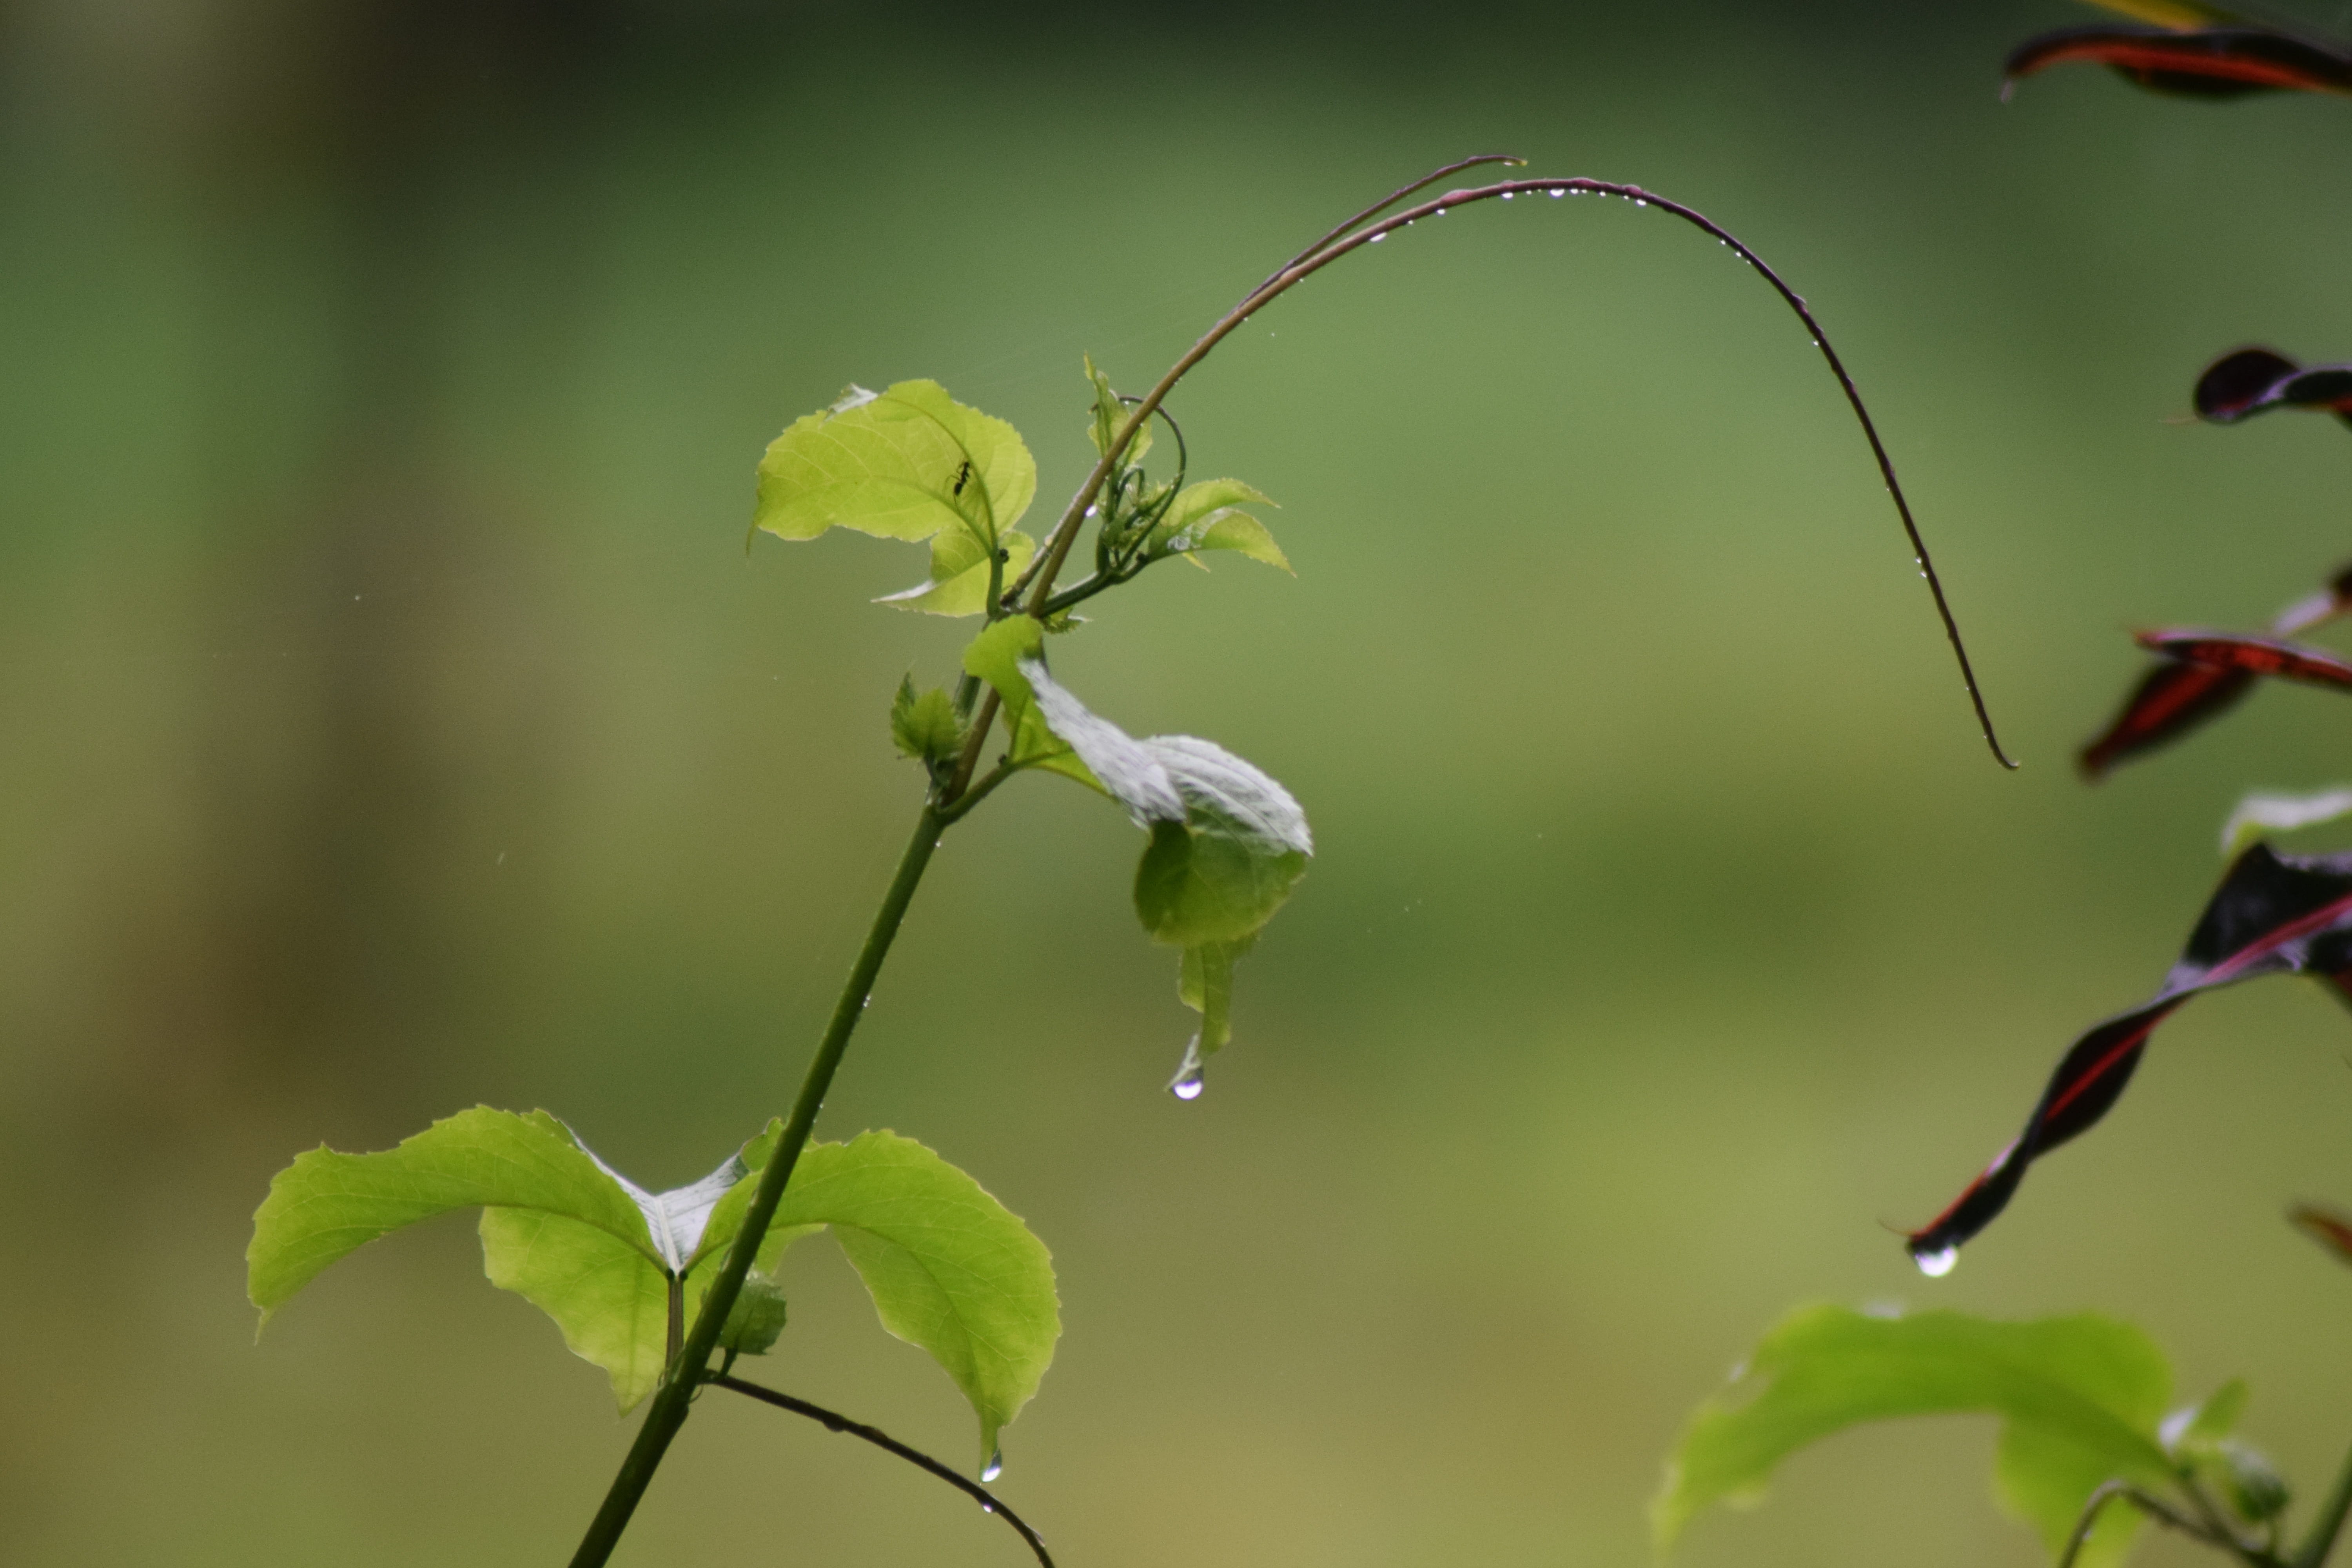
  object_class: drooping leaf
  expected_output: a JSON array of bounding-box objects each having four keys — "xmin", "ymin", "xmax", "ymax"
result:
[
  {"xmin": 1144, "ymin": 479, "xmax": 1290, "ymax": 572},
  {"xmin": 753, "ymin": 380, "xmax": 1036, "ymax": 554},
  {"xmin": 699, "ymin": 1129, "xmax": 1060, "ymax": 1471},
  {"xmin": 890, "ymin": 677, "xmax": 965, "ymax": 766},
  {"xmin": 876, "ymin": 527, "xmax": 1037, "ymax": 617},
  {"xmin": 248, "ymin": 1107, "xmax": 654, "ymax": 1329},
  {"xmin": 2197, "ymin": 348, "xmax": 2352, "ymax": 428},
  {"xmin": 2137, "ymin": 629, "xmax": 2352, "ymax": 692},
  {"xmin": 2006, "ymin": 24, "xmax": 2352, "ymax": 98},
  {"xmin": 1656, "ymin": 1305, "xmax": 2173, "ymax": 1568},
  {"xmin": 2080, "ymin": 558, "xmax": 2352, "ymax": 780},
  {"xmin": 970, "ymin": 649, "xmax": 1311, "ymax": 1078},
  {"xmin": 1908, "ymin": 844, "xmax": 2352, "ymax": 1264},
  {"xmin": 2221, "ymin": 788, "xmax": 2352, "ymax": 857}
]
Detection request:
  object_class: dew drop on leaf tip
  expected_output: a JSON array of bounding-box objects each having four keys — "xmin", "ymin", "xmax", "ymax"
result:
[
  {"xmin": 1914, "ymin": 1245, "xmax": 1958, "ymax": 1279},
  {"xmin": 982, "ymin": 1448, "xmax": 1004, "ymax": 1484}
]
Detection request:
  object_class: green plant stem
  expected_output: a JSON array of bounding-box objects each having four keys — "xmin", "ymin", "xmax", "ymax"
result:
[
  {"xmin": 566, "ymin": 803, "xmax": 949, "ymax": 1568},
  {"xmin": 708, "ymin": 1374, "xmax": 1055, "ymax": 1568},
  {"xmin": 2293, "ymin": 1433, "xmax": 2352, "ymax": 1568}
]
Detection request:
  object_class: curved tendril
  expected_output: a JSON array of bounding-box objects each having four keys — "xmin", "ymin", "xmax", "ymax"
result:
[
  {"xmin": 1040, "ymin": 175, "xmax": 2018, "ymax": 771},
  {"xmin": 1250, "ymin": 152, "xmax": 1528, "ymax": 300}
]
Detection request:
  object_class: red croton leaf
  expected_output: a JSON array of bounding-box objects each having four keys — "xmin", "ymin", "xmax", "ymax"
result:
[
  {"xmin": 2291, "ymin": 1203, "xmax": 2352, "ymax": 1267},
  {"xmin": 2136, "ymin": 629, "xmax": 2352, "ymax": 691},
  {"xmin": 2080, "ymin": 561, "xmax": 2352, "ymax": 780},
  {"xmin": 2195, "ymin": 347, "xmax": 2352, "ymax": 428},
  {"xmin": 1909, "ymin": 844, "xmax": 2352, "ymax": 1266},
  {"xmin": 2006, "ymin": 25, "xmax": 2352, "ymax": 97}
]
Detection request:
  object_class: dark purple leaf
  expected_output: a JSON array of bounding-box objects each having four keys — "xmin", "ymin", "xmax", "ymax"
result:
[
  {"xmin": 2196, "ymin": 348, "xmax": 2352, "ymax": 429},
  {"xmin": 2137, "ymin": 629, "xmax": 2352, "ymax": 691},
  {"xmin": 2006, "ymin": 25, "xmax": 2352, "ymax": 98},
  {"xmin": 2079, "ymin": 561, "xmax": 2352, "ymax": 780},
  {"xmin": 1908, "ymin": 844, "xmax": 2352, "ymax": 1265}
]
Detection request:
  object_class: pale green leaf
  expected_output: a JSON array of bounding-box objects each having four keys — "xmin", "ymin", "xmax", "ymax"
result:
[
  {"xmin": 479, "ymin": 1207, "xmax": 671, "ymax": 1410},
  {"xmin": 701, "ymin": 1129, "xmax": 1060, "ymax": 1472},
  {"xmin": 754, "ymin": 380, "xmax": 1035, "ymax": 551},
  {"xmin": 1146, "ymin": 479, "xmax": 1286, "ymax": 571},
  {"xmin": 2220, "ymin": 788, "xmax": 2352, "ymax": 857},
  {"xmin": 247, "ymin": 1107, "xmax": 654, "ymax": 1328},
  {"xmin": 877, "ymin": 528, "xmax": 1036, "ymax": 617},
  {"xmin": 1655, "ymin": 1306, "xmax": 2174, "ymax": 1566}
]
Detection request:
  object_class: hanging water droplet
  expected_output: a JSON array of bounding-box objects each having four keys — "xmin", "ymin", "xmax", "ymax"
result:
[
  {"xmin": 981, "ymin": 1447, "xmax": 1004, "ymax": 1483},
  {"xmin": 1633, "ymin": 198, "xmax": 1648, "ymax": 207},
  {"xmin": 1434, "ymin": 207, "xmax": 1446, "ymax": 216},
  {"xmin": 1915, "ymin": 1245, "xmax": 1959, "ymax": 1278},
  {"xmin": 1548, "ymin": 188, "xmax": 1564, "ymax": 198},
  {"xmin": 1368, "ymin": 232, "xmax": 1386, "ymax": 243},
  {"xmin": 1501, "ymin": 191, "xmax": 1514, "ymax": 200},
  {"xmin": 1169, "ymin": 1034, "xmax": 1207, "ymax": 1101}
]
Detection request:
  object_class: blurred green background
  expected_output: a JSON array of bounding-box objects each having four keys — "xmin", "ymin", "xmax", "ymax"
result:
[{"xmin": 11, "ymin": 1, "xmax": 2352, "ymax": 1563}]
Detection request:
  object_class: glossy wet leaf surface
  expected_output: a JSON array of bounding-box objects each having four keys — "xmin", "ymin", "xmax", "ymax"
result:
[{"xmin": 1908, "ymin": 844, "xmax": 2352, "ymax": 1263}]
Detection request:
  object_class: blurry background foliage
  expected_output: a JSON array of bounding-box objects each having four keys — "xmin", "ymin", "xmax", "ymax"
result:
[{"xmin": 9, "ymin": 0, "xmax": 2352, "ymax": 1563}]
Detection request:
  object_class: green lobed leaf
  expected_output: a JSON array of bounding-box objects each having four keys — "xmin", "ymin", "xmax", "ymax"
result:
[
  {"xmin": 877, "ymin": 527, "xmax": 1037, "ymax": 617},
  {"xmin": 247, "ymin": 1107, "xmax": 654, "ymax": 1329},
  {"xmin": 890, "ymin": 677, "xmax": 965, "ymax": 765},
  {"xmin": 699, "ymin": 1128, "xmax": 1060, "ymax": 1471},
  {"xmin": 754, "ymin": 380, "xmax": 1035, "ymax": 552},
  {"xmin": 1655, "ymin": 1305, "xmax": 2174, "ymax": 1568},
  {"xmin": 1146, "ymin": 478, "xmax": 1288, "ymax": 572}
]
